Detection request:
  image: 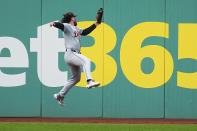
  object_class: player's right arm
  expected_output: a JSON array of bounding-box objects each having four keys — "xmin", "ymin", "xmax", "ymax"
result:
[{"xmin": 50, "ymin": 22, "xmax": 64, "ymax": 31}]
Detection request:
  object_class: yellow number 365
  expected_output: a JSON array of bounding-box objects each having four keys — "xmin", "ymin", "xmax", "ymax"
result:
[{"xmin": 77, "ymin": 21, "xmax": 197, "ymax": 89}]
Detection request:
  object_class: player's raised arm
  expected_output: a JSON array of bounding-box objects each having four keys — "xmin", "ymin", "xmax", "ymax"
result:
[
  {"xmin": 96, "ymin": 8, "xmax": 103, "ymax": 25},
  {"xmin": 81, "ymin": 8, "xmax": 103, "ymax": 36},
  {"xmin": 50, "ymin": 22, "xmax": 64, "ymax": 31},
  {"xmin": 81, "ymin": 24, "xmax": 96, "ymax": 36}
]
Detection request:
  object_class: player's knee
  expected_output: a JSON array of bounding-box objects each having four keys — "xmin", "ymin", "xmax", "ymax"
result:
[
  {"xmin": 74, "ymin": 76, "xmax": 81, "ymax": 83},
  {"xmin": 76, "ymin": 77, "xmax": 80, "ymax": 83},
  {"xmin": 86, "ymin": 59, "xmax": 91, "ymax": 67}
]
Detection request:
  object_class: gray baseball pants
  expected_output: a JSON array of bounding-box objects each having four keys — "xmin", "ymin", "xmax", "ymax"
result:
[{"xmin": 59, "ymin": 49, "xmax": 92, "ymax": 96}]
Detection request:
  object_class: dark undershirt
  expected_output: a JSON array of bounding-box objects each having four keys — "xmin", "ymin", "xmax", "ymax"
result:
[
  {"xmin": 81, "ymin": 24, "xmax": 96, "ymax": 36},
  {"xmin": 54, "ymin": 22, "xmax": 64, "ymax": 31},
  {"xmin": 54, "ymin": 22, "xmax": 96, "ymax": 36}
]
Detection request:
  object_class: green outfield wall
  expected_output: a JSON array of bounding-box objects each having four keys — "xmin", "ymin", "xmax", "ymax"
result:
[{"xmin": 0, "ymin": 0, "xmax": 197, "ymax": 118}]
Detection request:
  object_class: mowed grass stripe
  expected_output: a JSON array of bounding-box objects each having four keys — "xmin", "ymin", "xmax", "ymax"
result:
[{"xmin": 0, "ymin": 122, "xmax": 197, "ymax": 131}]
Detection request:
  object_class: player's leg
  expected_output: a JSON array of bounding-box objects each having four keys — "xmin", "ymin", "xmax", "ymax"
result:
[
  {"xmin": 54, "ymin": 65, "xmax": 81, "ymax": 106},
  {"xmin": 73, "ymin": 52, "xmax": 100, "ymax": 89},
  {"xmin": 59, "ymin": 65, "xmax": 81, "ymax": 96}
]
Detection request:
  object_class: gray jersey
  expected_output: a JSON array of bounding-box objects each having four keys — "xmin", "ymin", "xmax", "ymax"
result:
[{"xmin": 63, "ymin": 23, "xmax": 83, "ymax": 51}]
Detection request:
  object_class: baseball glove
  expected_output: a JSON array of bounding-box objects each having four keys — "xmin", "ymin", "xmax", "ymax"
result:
[{"xmin": 96, "ymin": 8, "xmax": 103, "ymax": 24}]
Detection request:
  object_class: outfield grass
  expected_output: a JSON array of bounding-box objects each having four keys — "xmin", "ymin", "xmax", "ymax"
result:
[{"xmin": 0, "ymin": 122, "xmax": 197, "ymax": 131}]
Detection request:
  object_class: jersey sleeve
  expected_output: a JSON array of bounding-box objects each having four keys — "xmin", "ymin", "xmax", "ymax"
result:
[
  {"xmin": 63, "ymin": 23, "xmax": 69, "ymax": 32},
  {"xmin": 78, "ymin": 28, "xmax": 83, "ymax": 34}
]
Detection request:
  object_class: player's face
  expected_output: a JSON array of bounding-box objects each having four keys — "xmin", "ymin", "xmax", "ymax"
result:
[{"xmin": 71, "ymin": 17, "xmax": 77, "ymax": 26}]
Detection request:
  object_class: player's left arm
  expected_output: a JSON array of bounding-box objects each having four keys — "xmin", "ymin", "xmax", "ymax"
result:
[
  {"xmin": 81, "ymin": 22, "xmax": 99, "ymax": 36},
  {"xmin": 81, "ymin": 8, "xmax": 103, "ymax": 36}
]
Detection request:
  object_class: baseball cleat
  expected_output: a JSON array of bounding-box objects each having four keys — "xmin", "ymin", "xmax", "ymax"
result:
[
  {"xmin": 87, "ymin": 80, "xmax": 100, "ymax": 89},
  {"xmin": 53, "ymin": 93, "xmax": 64, "ymax": 106}
]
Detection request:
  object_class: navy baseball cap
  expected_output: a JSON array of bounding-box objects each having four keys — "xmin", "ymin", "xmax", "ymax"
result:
[
  {"xmin": 66, "ymin": 12, "xmax": 76, "ymax": 17},
  {"xmin": 62, "ymin": 12, "xmax": 77, "ymax": 23}
]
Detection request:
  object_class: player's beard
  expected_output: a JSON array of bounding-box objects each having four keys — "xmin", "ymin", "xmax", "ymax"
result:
[{"xmin": 74, "ymin": 21, "xmax": 77, "ymax": 26}]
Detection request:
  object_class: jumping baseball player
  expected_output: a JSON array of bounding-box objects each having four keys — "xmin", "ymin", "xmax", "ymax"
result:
[{"xmin": 50, "ymin": 8, "xmax": 103, "ymax": 106}]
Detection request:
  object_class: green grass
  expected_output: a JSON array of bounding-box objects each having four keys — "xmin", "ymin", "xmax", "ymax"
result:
[{"xmin": 0, "ymin": 122, "xmax": 197, "ymax": 131}]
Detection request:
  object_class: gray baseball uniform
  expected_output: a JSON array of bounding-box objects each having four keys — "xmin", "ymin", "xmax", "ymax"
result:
[
  {"xmin": 53, "ymin": 11, "xmax": 102, "ymax": 106},
  {"xmin": 58, "ymin": 23, "xmax": 94, "ymax": 96}
]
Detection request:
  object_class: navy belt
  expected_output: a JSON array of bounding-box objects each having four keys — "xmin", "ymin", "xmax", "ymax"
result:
[{"xmin": 66, "ymin": 49, "xmax": 81, "ymax": 54}]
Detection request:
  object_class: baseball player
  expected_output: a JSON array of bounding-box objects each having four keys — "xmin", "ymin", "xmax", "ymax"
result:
[{"xmin": 50, "ymin": 8, "xmax": 103, "ymax": 106}]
